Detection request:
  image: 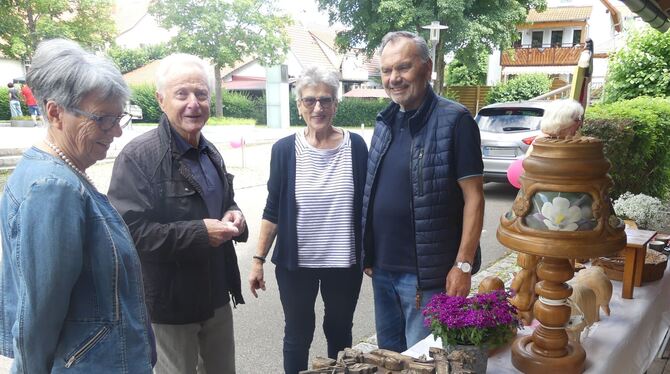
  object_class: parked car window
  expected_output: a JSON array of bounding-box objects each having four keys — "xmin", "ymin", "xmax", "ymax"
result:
[{"xmin": 476, "ymin": 108, "xmax": 544, "ymax": 133}]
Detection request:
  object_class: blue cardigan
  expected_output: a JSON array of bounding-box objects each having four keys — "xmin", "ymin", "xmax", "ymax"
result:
[{"xmin": 262, "ymin": 132, "xmax": 369, "ymax": 270}]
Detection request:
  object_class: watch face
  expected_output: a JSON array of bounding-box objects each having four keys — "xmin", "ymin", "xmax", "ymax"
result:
[{"xmin": 459, "ymin": 262, "xmax": 472, "ymax": 272}]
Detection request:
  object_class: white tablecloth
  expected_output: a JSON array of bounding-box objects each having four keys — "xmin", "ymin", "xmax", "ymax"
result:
[{"xmin": 404, "ymin": 264, "xmax": 670, "ymax": 373}]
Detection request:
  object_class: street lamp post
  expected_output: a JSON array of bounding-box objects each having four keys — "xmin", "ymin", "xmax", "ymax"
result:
[{"xmin": 422, "ymin": 21, "xmax": 448, "ymax": 84}]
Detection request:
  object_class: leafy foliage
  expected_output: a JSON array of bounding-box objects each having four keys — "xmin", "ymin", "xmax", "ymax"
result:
[
  {"xmin": 485, "ymin": 74, "xmax": 551, "ymax": 104},
  {"xmin": 316, "ymin": 0, "xmax": 545, "ymax": 92},
  {"xmin": 445, "ymin": 50, "xmax": 488, "ymax": 86},
  {"xmin": 0, "ymin": 87, "xmax": 30, "ymax": 120},
  {"xmin": 150, "ymin": 0, "xmax": 292, "ymax": 117},
  {"xmin": 604, "ymin": 29, "xmax": 670, "ymax": 103},
  {"xmin": 107, "ymin": 44, "xmax": 171, "ymax": 74},
  {"xmin": 129, "ymin": 84, "xmax": 163, "ymax": 123},
  {"xmin": 581, "ymin": 97, "xmax": 670, "ymax": 199},
  {"xmin": 0, "ymin": 0, "xmax": 116, "ymax": 61},
  {"xmin": 290, "ymin": 97, "xmax": 390, "ymax": 127}
]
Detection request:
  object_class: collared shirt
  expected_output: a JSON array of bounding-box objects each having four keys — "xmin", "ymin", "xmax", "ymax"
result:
[{"xmin": 171, "ymin": 127, "xmax": 224, "ymax": 220}]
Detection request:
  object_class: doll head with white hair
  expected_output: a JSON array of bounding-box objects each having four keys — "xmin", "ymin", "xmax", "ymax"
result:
[{"xmin": 540, "ymin": 99, "xmax": 584, "ymax": 138}]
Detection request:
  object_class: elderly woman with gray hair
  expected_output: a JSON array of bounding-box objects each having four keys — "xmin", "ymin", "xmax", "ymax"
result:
[
  {"xmin": 0, "ymin": 39, "xmax": 155, "ymax": 372},
  {"xmin": 248, "ymin": 66, "xmax": 368, "ymax": 373}
]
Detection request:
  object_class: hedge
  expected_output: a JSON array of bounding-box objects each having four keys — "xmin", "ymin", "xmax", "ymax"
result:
[
  {"xmin": 581, "ymin": 96, "xmax": 670, "ymax": 199},
  {"xmin": 291, "ymin": 97, "xmax": 390, "ymax": 127},
  {"xmin": 0, "ymin": 87, "xmax": 31, "ymax": 120},
  {"xmin": 129, "ymin": 84, "xmax": 267, "ymax": 124},
  {"xmin": 485, "ymin": 74, "xmax": 552, "ymax": 105}
]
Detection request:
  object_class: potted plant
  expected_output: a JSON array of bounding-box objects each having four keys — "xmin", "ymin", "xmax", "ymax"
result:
[
  {"xmin": 423, "ymin": 289, "xmax": 520, "ymax": 373},
  {"xmin": 613, "ymin": 192, "xmax": 670, "ymax": 231}
]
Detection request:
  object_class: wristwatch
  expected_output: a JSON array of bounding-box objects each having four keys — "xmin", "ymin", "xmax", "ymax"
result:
[{"xmin": 455, "ymin": 261, "xmax": 472, "ymax": 273}]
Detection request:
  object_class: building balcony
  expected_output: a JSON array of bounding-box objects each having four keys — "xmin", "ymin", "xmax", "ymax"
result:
[{"xmin": 501, "ymin": 44, "xmax": 583, "ymax": 67}]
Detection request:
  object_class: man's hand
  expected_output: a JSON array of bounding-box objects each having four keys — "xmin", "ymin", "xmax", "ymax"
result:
[
  {"xmin": 445, "ymin": 267, "xmax": 472, "ymax": 297},
  {"xmin": 222, "ymin": 209, "xmax": 246, "ymax": 234},
  {"xmin": 248, "ymin": 262, "xmax": 266, "ymax": 298},
  {"xmin": 203, "ymin": 218, "xmax": 239, "ymax": 247}
]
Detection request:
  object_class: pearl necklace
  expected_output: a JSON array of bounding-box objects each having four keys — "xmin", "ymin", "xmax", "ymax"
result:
[{"xmin": 44, "ymin": 139, "xmax": 96, "ymax": 188}]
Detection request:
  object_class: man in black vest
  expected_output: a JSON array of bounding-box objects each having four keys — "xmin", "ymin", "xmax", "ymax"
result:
[{"xmin": 361, "ymin": 31, "xmax": 485, "ymax": 353}]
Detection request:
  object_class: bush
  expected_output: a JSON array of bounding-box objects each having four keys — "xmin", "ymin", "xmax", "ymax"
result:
[
  {"xmin": 0, "ymin": 87, "xmax": 30, "ymax": 120},
  {"xmin": 130, "ymin": 84, "xmax": 162, "ymax": 123},
  {"xmin": 220, "ymin": 91, "xmax": 256, "ymax": 119},
  {"xmin": 108, "ymin": 44, "xmax": 170, "ymax": 74},
  {"xmin": 604, "ymin": 29, "xmax": 670, "ymax": 103},
  {"xmin": 485, "ymin": 74, "xmax": 552, "ymax": 104},
  {"xmin": 333, "ymin": 98, "xmax": 389, "ymax": 127},
  {"xmin": 581, "ymin": 97, "xmax": 670, "ymax": 199}
]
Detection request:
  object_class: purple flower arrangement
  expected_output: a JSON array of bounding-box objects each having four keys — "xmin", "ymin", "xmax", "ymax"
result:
[{"xmin": 423, "ymin": 289, "xmax": 520, "ymax": 349}]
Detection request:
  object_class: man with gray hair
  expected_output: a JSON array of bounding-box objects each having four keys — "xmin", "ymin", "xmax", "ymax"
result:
[
  {"xmin": 361, "ymin": 31, "xmax": 485, "ymax": 352},
  {"xmin": 108, "ymin": 53, "xmax": 247, "ymax": 374}
]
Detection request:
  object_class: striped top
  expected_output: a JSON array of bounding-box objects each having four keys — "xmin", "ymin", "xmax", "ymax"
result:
[{"xmin": 295, "ymin": 129, "xmax": 356, "ymax": 268}]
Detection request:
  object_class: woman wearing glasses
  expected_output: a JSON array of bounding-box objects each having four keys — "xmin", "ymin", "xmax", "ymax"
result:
[
  {"xmin": 249, "ymin": 66, "xmax": 368, "ymax": 373},
  {"xmin": 0, "ymin": 39, "xmax": 155, "ymax": 373}
]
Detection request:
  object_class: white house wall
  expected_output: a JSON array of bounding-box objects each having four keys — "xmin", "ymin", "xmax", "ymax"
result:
[{"xmin": 0, "ymin": 59, "xmax": 25, "ymax": 85}]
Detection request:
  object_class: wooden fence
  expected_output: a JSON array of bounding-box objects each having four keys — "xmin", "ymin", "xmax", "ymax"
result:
[{"xmin": 445, "ymin": 86, "xmax": 492, "ymax": 115}]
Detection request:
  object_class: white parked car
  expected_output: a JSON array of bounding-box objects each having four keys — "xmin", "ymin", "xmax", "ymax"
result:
[{"xmin": 475, "ymin": 101, "xmax": 552, "ymax": 183}]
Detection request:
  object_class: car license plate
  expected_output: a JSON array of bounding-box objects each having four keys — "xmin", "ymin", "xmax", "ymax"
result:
[{"xmin": 483, "ymin": 147, "xmax": 516, "ymax": 158}]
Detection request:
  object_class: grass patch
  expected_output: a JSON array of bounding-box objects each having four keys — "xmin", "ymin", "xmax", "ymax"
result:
[{"xmin": 0, "ymin": 169, "xmax": 12, "ymax": 192}]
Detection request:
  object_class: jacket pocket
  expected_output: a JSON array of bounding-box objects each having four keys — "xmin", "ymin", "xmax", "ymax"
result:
[
  {"xmin": 160, "ymin": 180, "xmax": 197, "ymax": 218},
  {"xmin": 63, "ymin": 325, "xmax": 111, "ymax": 368}
]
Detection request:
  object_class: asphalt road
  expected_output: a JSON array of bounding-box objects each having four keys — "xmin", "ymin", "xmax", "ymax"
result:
[{"xmin": 0, "ymin": 129, "xmax": 518, "ymax": 373}]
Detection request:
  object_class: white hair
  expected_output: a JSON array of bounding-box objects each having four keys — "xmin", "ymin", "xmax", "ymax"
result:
[
  {"xmin": 155, "ymin": 53, "xmax": 214, "ymax": 94},
  {"xmin": 27, "ymin": 38, "xmax": 129, "ymax": 117},
  {"xmin": 540, "ymin": 99, "xmax": 584, "ymax": 136},
  {"xmin": 294, "ymin": 66, "xmax": 340, "ymax": 99}
]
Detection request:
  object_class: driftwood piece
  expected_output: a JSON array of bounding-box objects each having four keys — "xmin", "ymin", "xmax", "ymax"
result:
[{"xmin": 311, "ymin": 356, "xmax": 337, "ymax": 369}]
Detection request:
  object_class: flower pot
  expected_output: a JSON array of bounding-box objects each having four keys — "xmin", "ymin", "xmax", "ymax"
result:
[{"xmin": 444, "ymin": 344, "xmax": 488, "ymax": 373}]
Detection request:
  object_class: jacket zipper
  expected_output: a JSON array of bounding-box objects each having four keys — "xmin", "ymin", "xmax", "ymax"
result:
[
  {"xmin": 417, "ymin": 149, "xmax": 424, "ymax": 196},
  {"xmin": 64, "ymin": 326, "xmax": 110, "ymax": 368},
  {"xmin": 410, "ymin": 138, "xmax": 423, "ymax": 308}
]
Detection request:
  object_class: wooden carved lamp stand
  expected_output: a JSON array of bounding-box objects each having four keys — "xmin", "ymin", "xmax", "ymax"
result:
[{"xmin": 497, "ymin": 137, "xmax": 626, "ymax": 373}]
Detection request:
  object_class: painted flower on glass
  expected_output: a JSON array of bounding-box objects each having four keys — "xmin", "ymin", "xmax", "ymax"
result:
[{"xmin": 541, "ymin": 196, "xmax": 582, "ymax": 231}]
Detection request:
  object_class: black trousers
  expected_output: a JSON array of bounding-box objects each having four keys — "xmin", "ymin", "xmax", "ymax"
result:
[{"xmin": 275, "ymin": 265, "xmax": 363, "ymax": 374}]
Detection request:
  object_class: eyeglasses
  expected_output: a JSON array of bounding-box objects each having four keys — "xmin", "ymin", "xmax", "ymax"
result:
[
  {"xmin": 68, "ymin": 107, "xmax": 133, "ymax": 131},
  {"xmin": 299, "ymin": 96, "xmax": 335, "ymax": 108}
]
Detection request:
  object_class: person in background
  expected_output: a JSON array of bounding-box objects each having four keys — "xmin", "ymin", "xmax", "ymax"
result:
[
  {"xmin": 361, "ymin": 31, "xmax": 485, "ymax": 352},
  {"xmin": 7, "ymin": 82, "xmax": 22, "ymax": 118},
  {"xmin": 108, "ymin": 53, "xmax": 247, "ymax": 374},
  {"xmin": 248, "ymin": 66, "xmax": 368, "ymax": 374},
  {"xmin": 21, "ymin": 83, "xmax": 43, "ymax": 126},
  {"xmin": 0, "ymin": 38, "xmax": 155, "ymax": 373}
]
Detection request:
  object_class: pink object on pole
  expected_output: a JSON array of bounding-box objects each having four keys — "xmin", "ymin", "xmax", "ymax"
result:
[
  {"xmin": 507, "ymin": 158, "xmax": 524, "ymax": 189},
  {"xmin": 229, "ymin": 137, "xmax": 245, "ymax": 149}
]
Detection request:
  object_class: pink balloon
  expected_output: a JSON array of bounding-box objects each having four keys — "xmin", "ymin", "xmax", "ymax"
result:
[
  {"xmin": 507, "ymin": 158, "xmax": 524, "ymax": 189},
  {"xmin": 229, "ymin": 138, "xmax": 244, "ymax": 148}
]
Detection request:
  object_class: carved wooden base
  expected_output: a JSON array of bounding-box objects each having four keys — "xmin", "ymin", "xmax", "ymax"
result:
[
  {"xmin": 511, "ymin": 257, "xmax": 586, "ymax": 373},
  {"xmin": 512, "ymin": 335, "xmax": 585, "ymax": 374}
]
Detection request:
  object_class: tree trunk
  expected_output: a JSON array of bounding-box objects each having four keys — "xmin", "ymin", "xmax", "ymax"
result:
[
  {"xmin": 433, "ymin": 28, "xmax": 446, "ymax": 95},
  {"xmin": 214, "ymin": 64, "xmax": 223, "ymax": 117}
]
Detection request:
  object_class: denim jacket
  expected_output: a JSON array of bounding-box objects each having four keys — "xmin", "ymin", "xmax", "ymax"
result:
[{"xmin": 0, "ymin": 147, "xmax": 154, "ymax": 373}]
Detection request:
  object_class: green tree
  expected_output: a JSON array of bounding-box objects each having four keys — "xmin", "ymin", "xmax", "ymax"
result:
[
  {"xmin": 445, "ymin": 50, "xmax": 488, "ymax": 86},
  {"xmin": 150, "ymin": 0, "xmax": 291, "ymax": 117},
  {"xmin": 604, "ymin": 29, "xmax": 670, "ymax": 103},
  {"xmin": 108, "ymin": 43, "xmax": 171, "ymax": 73},
  {"xmin": 317, "ymin": 0, "xmax": 545, "ymax": 93},
  {"xmin": 0, "ymin": 0, "xmax": 116, "ymax": 62}
]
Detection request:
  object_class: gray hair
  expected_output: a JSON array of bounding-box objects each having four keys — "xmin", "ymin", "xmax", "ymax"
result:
[
  {"xmin": 294, "ymin": 66, "xmax": 340, "ymax": 99},
  {"xmin": 155, "ymin": 53, "xmax": 214, "ymax": 95},
  {"xmin": 540, "ymin": 99, "xmax": 584, "ymax": 136},
  {"xmin": 379, "ymin": 31, "xmax": 431, "ymax": 62},
  {"xmin": 27, "ymin": 38, "xmax": 129, "ymax": 117}
]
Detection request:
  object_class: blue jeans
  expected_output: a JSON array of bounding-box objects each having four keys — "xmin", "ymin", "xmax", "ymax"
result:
[
  {"xmin": 276, "ymin": 266, "xmax": 363, "ymax": 374},
  {"xmin": 372, "ymin": 267, "xmax": 443, "ymax": 352},
  {"xmin": 9, "ymin": 100, "xmax": 22, "ymax": 117}
]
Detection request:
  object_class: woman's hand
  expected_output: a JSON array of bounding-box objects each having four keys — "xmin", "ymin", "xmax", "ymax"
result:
[{"xmin": 248, "ymin": 260, "xmax": 266, "ymax": 298}]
